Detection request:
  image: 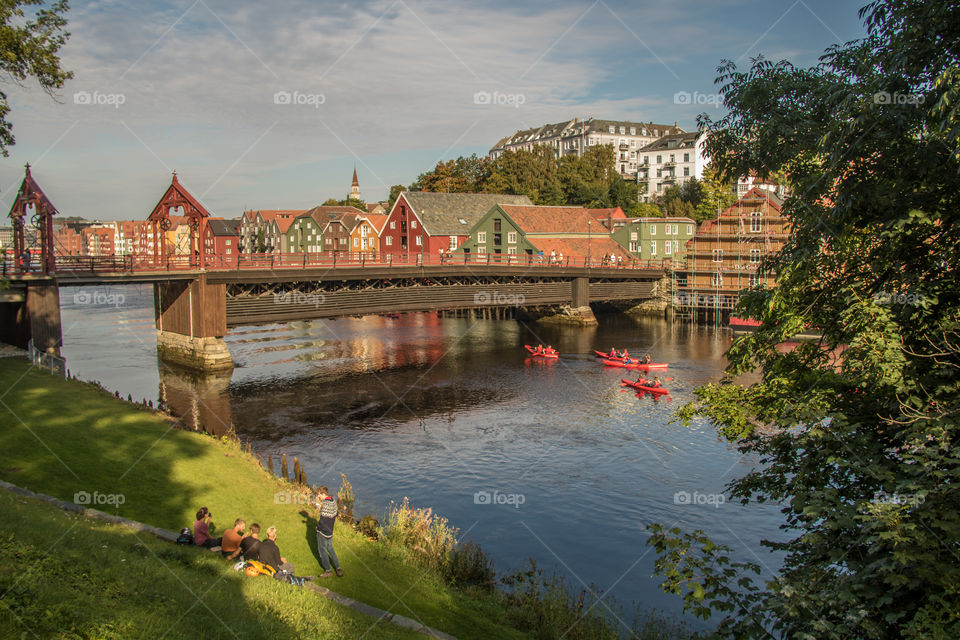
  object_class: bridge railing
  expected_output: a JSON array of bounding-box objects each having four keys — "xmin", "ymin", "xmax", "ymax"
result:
[{"xmin": 48, "ymin": 251, "xmax": 676, "ymax": 274}]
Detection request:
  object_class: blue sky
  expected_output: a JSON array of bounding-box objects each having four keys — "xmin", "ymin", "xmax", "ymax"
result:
[{"xmin": 2, "ymin": 0, "xmax": 866, "ymax": 220}]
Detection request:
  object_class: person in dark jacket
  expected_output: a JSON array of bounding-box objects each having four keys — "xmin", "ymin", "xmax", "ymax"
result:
[
  {"xmin": 313, "ymin": 486, "xmax": 343, "ymax": 577},
  {"xmin": 258, "ymin": 526, "xmax": 295, "ymax": 574},
  {"xmin": 239, "ymin": 523, "xmax": 261, "ymax": 561}
]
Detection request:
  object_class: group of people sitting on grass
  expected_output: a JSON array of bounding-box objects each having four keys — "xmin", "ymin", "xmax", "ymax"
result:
[{"xmin": 188, "ymin": 485, "xmax": 343, "ymax": 584}]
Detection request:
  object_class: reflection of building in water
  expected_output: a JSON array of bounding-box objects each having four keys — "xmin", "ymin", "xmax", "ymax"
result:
[{"xmin": 159, "ymin": 365, "xmax": 234, "ymax": 435}]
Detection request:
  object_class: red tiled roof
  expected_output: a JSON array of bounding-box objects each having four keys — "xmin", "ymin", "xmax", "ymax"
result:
[
  {"xmin": 363, "ymin": 213, "xmax": 389, "ymax": 233},
  {"xmin": 532, "ymin": 237, "xmax": 630, "ymax": 261},
  {"xmin": 499, "ymin": 205, "xmax": 598, "ymax": 234},
  {"xmin": 587, "ymin": 207, "xmax": 629, "ymax": 221},
  {"xmin": 245, "ymin": 209, "xmax": 308, "ymax": 222}
]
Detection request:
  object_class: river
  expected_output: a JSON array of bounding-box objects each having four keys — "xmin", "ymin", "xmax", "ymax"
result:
[{"xmin": 58, "ymin": 284, "xmax": 783, "ymax": 627}]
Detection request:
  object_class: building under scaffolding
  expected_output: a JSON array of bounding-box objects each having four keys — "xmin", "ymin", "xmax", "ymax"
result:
[{"xmin": 676, "ymin": 187, "xmax": 790, "ymax": 322}]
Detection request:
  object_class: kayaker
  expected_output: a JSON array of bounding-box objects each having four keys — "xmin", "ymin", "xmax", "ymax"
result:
[
  {"xmin": 622, "ymin": 350, "xmax": 629, "ymax": 361},
  {"xmin": 642, "ymin": 353, "xmax": 651, "ymax": 364},
  {"xmin": 546, "ymin": 345, "xmax": 554, "ymax": 354},
  {"xmin": 609, "ymin": 347, "xmax": 617, "ymax": 357},
  {"xmin": 652, "ymin": 377, "xmax": 661, "ymax": 388},
  {"xmin": 636, "ymin": 374, "xmax": 648, "ymax": 384}
]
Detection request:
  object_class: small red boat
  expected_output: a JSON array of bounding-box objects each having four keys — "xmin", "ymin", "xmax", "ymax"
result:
[
  {"xmin": 600, "ymin": 358, "xmax": 668, "ymax": 370},
  {"xmin": 621, "ymin": 378, "xmax": 670, "ymax": 395},
  {"xmin": 593, "ymin": 350, "xmax": 638, "ymax": 363},
  {"xmin": 525, "ymin": 344, "xmax": 559, "ymax": 359}
]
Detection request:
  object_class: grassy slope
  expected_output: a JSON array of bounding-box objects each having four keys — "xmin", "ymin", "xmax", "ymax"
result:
[
  {"xmin": 0, "ymin": 359, "xmax": 525, "ymax": 640},
  {"xmin": 0, "ymin": 490, "xmax": 421, "ymax": 639}
]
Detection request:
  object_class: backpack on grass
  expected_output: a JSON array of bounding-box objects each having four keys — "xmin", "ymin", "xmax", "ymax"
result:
[
  {"xmin": 243, "ymin": 560, "xmax": 275, "ymax": 578},
  {"xmin": 176, "ymin": 528, "xmax": 193, "ymax": 545}
]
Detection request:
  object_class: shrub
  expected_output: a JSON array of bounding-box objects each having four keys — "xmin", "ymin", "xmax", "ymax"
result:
[
  {"xmin": 441, "ymin": 540, "xmax": 495, "ymax": 590},
  {"xmin": 336, "ymin": 473, "xmax": 354, "ymax": 525},
  {"xmin": 381, "ymin": 497, "xmax": 457, "ymax": 572},
  {"xmin": 356, "ymin": 515, "xmax": 379, "ymax": 540}
]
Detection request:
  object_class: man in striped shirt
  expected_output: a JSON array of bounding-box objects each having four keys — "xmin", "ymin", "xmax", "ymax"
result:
[{"xmin": 314, "ymin": 486, "xmax": 343, "ymax": 577}]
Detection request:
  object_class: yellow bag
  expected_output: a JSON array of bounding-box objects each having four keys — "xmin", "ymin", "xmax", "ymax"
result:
[{"xmin": 243, "ymin": 560, "xmax": 275, "ymax": 577}]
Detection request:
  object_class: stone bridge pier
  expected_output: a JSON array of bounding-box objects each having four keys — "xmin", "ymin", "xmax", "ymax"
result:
[{"xmin": 154, "ymin": 275, "xmax": 233, "ymax": 371}]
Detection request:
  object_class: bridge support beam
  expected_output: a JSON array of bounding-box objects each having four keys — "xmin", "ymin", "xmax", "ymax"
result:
[
  {"xmin": 155, "ymin": 275, "xmax": 233, "ymax": 372},
  {"xmin": 0, "ymin": 279, "xmax": 63, "ymax": 355},
  {"xmin": 519, "ymin": 277, "xmax": 598, "ymax": 327}
]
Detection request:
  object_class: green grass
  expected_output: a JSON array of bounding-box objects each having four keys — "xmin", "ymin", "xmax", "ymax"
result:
[
  {"xmin": 0, "ymin": 490, "xmax": 422, "ymax": 639},
  {"xmin": 0, "ymin": 359, "xmax": 527, "ymax": 640}
]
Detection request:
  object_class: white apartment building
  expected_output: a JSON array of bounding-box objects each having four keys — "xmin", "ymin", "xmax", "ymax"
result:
[
  {"xmin": 636, "ymin": 131, "xmax": 709, "ymax": 201},
  {"xmin": 489, "ymin": 118, "xmax": 685, "ymax": 179}
]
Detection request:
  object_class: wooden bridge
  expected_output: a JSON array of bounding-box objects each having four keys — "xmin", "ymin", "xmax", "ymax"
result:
[{"xmin": 1, "ymin": 167, "xmax": 669, "ymax": 372}]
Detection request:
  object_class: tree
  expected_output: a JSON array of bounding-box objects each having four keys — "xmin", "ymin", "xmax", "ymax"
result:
[
  {"xmin": 0, "ymin": 1, "xmax": 73, "ymax": 155},
  {"xmin": 649, "ymin": 1, "xmax": 960, "ymax": 638},
  {"xmin": 693, "ymin": 165, "xmax": 736, "ymax": 223},
  {"xmin": 322, "ymin": 197, "xmax": 365, "ymax": 210},
  {"xmin": 387, "ymin": 184, "xmax": 405, "ymax": 209},
  {"xmin": 409, "ymin": 154, "xmax": 487, "ymax": 193}
]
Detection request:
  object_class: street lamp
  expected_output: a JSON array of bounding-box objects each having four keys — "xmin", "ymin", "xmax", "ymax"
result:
[{"xmin": 588, "ymin": 219, "xmax": 592, "ymax": 267}]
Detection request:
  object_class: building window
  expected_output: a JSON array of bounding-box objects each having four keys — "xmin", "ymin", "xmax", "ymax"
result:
[
  {"xmin": 386, "ymin": 236, "xmax": 393, "ymax": 246},
  {"xmin": 477, "ymin": 231, "xmax": 487, "ymax": 243},
  {"xmin": 751, "ymin": 249, "xmax": 762, "ymax": 263},
  {"xmin": 673, "ymin": 224, "xmax": 679, "ymax": 234},
  {"xmin": 712, "ymin": 272, "xmax": 723, "ymax": 286},
  {"xmin": 507, "ymin": 247, "xmax": 517, "ymax": 255},
  {"xmin": 687, "ymin": 224, "xmax": 693, "ymax": 234},
  {"xmin": 651, "ymin": 241, "xmax": 657, "ymax": 256},
  {"xmin": 507, "ymin": 231, "xmax": 517, "ymax": 244},
  {"xmin": 354, "ymin": 237, "xmax": 359, "ymax": 247},
  {"xmin": 608, "ymin": 126, "xmax": 615, "ymax": 133},
  {"xmin": 629, "ymin": 242, "xmax": 638, "ymax": 252},
  {"xmin": 449, "ymin": 235, "xmax": 458, "ymax": 250},
  {"xmin": 665, "ymin": 242, "xmax": 672, "ymax": 255},
  {"xmin": 749, "ymin": 273, "xmax": 761, "ymax": 287},
  {"xmin": 630, "ymin": 231, "xmax": 638, "ymax": 241},
  {"xmin": 390, "ymin": 221, "xmax": 396, "ymax": 229},
  {"xmin": 340, "ymin": 238, "xmax": 347, "ymax": 245},
  {"xmin": 630, "ymin": 127, "xmax": 636, "ymax": 135},
  {"xmin": 493, "ymin": 218, "xmax": 502, "ymax": 231},
  {"xmin": 750, "ymin": 212, "xmax": 762, "ymax": 232},
  {"xmin": 414, "ymin": 235, "xmax": 422, "ymax": 246},
  {"xmin": 684, "ymin": 153, "xmax": 690, "ymax": 162},
  {"xmin": 477, "ymin": 245, "xmax": 486, "ymax": 254},
  {"xmin": 674, "ymin": 240, "xmax": 679, "ymax": 252},
  {"xmin": 713, "ymin": 248, "xmax": 723, "ymax": 262},
  {"xmin": 665, "ymin": 225, "xmax": 672, "ymax": 235},
  {"xmin": 684, "ymin": 167, "xmax": 690, "ymax": 176},
  {"xmin": 656, "ymin": 155, "xmax": 662, "ymax": 163}
]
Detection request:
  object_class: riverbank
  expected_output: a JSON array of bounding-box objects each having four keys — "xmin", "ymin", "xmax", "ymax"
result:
[{"xmin": 0, "ymin": 357, "xmax": 694, "ymax": 639}]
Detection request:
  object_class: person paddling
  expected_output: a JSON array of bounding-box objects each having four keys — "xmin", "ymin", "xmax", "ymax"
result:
[
  {"xmin": 651, "ymin": 376, "xmax": 661, "ymax": 388},
  {"xmin": 642, "ymin": 353, "xmax": 651, "ymax": 364},
  {"xmin": 636, "ymin": 373, "xmax": 648, "ymax": 385}
]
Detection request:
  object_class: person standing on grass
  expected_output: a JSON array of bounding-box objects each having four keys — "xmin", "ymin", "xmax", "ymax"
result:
[
  {"xmin": 222, "ymin": 518, "xmax": 246, "ymax": 559},
  {"xmin": 314, "ymin": 486, "xmax": 343, "ymax": 577},
  {"xmin": 193, "ymin": 507, "xmax": 221, "ymax": 548}
]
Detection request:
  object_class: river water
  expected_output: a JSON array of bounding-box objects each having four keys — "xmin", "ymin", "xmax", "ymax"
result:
[{"xmin": 58, "ymin": 284, "xmax": 783, "ymax": 627}]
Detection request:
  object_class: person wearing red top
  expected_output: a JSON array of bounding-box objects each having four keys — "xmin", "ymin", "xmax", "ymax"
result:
[{"xmin": 193, "ymin": 507, "xmax": 221, "ymax": 548}]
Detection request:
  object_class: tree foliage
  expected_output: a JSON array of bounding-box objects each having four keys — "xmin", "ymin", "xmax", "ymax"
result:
[
  {"xmin": 649, "ymin": 1, "xmax": 960, "ymax": 638},
  {"xmin": 0, "ymin": 0, "xmax": 73, "ymax": 155},
  {"xmin": 409, "ymin": 144, "xmax": 650, "ymax": 214}
]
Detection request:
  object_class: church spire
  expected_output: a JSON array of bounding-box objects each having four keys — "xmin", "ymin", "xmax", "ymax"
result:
[{"xmin": 350, "ymin": 166, "xmax": 361, "ymax": 200}]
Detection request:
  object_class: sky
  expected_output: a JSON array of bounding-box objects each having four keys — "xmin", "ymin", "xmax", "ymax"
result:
[{"xmin": 2, "ymin": 0, "xmax": 867, "ymax": 221}]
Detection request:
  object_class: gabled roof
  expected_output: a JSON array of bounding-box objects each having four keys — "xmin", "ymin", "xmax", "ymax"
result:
[
  {"xmin": 363, "ymin": 213, "xmax": 390, "ymax": 234},
  {"xmin": 275, "ymin": 216, "xmax": 297, "ymax": 234},
  {"xmin": 499, "ymin": 205, "xmax": 598, "ymax": 235},
  {"xmin": 639, "ymin": 131, "xmax": 702, "ymax": 152},
  {"xmin": 366, "ymin": 202, "xmax": 386, "ymax": 214},
  {"xmin": 307, "ymin": 205, "xmax": 366, "ymax": 216},
  {"xmin": 148, "ymin": 173, "xmax": 212, "ymax": 222},
  {"xmin": 398, "ymin": 191, "xmax": 533, "ymax": 235},
  {"xmin": 207, "ymin": 219, "xmax": 240, "ymax": 236},
  {"xmin": 245, "ymin": 209, "xmax": 307, "ymax": 223}
]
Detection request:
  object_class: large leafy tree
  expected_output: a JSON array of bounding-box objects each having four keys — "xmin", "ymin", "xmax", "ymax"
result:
[
  {"xmin": 0, "ymin": 0, "xmax": 73, "ymax": 155},
  {"xmin": 648, "ymin": 1, "xmax": 960, "ymax": 638}
]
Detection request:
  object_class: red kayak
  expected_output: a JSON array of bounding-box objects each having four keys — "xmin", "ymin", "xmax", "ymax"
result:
[
  {"xmin": 525, "ymin": 344, "xmax": 559, "ymax": 359},
  {"xmin": 621, "ymin": 378, "xmax": 670, "ymax": 395},
  {"xmin": 600, "ymin": 358, "xmax": 668, "ymax": 370}
]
